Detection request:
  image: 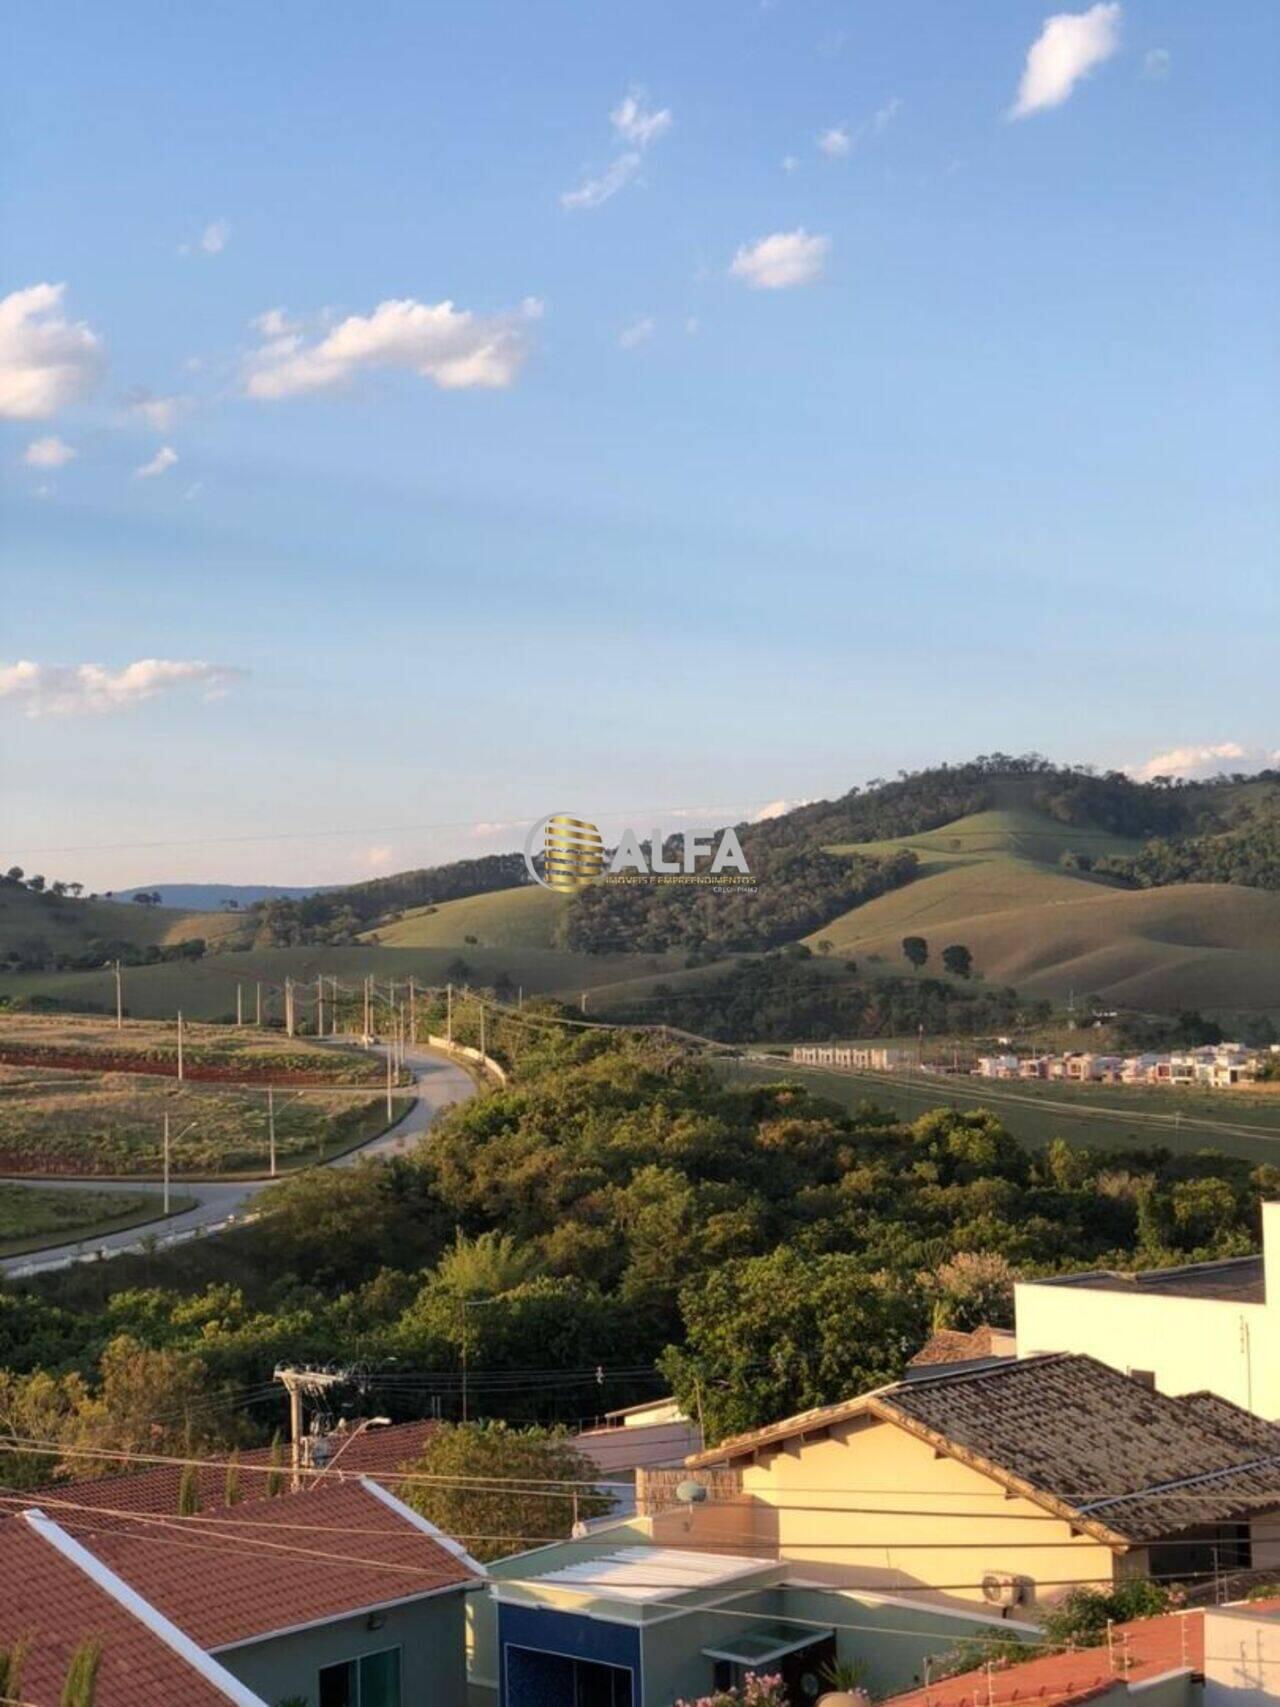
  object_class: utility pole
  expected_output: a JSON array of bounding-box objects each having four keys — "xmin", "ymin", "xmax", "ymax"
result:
[
  {"xmin": 236, "ymin": 984, "xmax": 243, "ymax": 1027},
  {"xmin": 386, "ymin": 1044, "xmax": 394, "ymax": 1120},
  {"xmin": 331, "ymin": 976, "xmax": 340, "ymax": 1037},
  {"xmin": 479, "ymin": 1002, "xmax": 486, "ymax": 1060},
  {"xmin": 273, "ymin": 1366, "xmax": 345, "ymax": 1491},
  {"xmin": 363, "ymin": 975, "xmax": 371, "ymax": 1042},
  {"xmin": 268, "ymin": 1087, "xmax": 276, "ymax": 1177},
  {"xmin": 285, "ymin": 978, "xmax": 295, "ymax": 1038},
  {"xmin": 163, "ymin": 1112, "xmax": 171, "ymax": 1213},
  {"xmin": 316, "ymin": 975, "xmax": 324, "ymax": 1039},
  {"xmin": 446, "ymin": 983, "xmax": 453, "ymax": 1045},
  {"xmin": 176, "ymin": 1011, "xmax": 184, "ymax": 1081},
  {"xmin": 408, "ymin": 977, "xmax": 416, "ymax": 1046},
  {"xmin": 114, "ymin": 960, "xmax": 123, "ymax": 1030},
  {"xmin": 255, "ymin": 982, "xmax": 262, "ymax": 1027}
]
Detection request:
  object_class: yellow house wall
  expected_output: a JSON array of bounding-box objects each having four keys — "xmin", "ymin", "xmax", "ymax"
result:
[{"xmin": 731, "ymin": 1413, "xmax": 1121, "ymax": 1609}]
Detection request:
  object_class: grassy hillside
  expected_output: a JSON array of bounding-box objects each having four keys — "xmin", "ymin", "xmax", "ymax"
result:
[
  {"xmin": 369, "ymin": 885, "xmax": 568, "ymax": 950},
  {"xmin": 0, "ymin": 883, "xmax": 245, "ymax": 963},
  {"xmin": 0, "ymin": 941, "xmax": 684, "ymax": 1021},
  {"xmin": 813, "ymin": 795, "xmax": 1280, "ymax": 1014}
]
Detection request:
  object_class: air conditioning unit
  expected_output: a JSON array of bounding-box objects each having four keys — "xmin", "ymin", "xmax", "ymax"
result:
[{"xmin": 982, "ymin": 1572, "xmax": 1027, "ymax": 1608}]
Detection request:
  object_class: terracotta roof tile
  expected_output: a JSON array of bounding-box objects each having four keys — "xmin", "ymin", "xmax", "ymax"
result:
[
  {"xmin": 32, "ymin": 1416, "xmax": 439, "ymax": 1517},
  {"xmin": 34, "ymin": 1479, "xmax": 477, "ymax": 1652},
  {"xmin": 0, "ymin": 1517, "xmax": 252, "ymax": 1706},
  {"xmin": 884, "ymin": 1610, "xmax": 1203, "ymax": 1707},
  {"xmin": 908, "ymin": 1326, "xmax": 1016, "ymax": 1367}
]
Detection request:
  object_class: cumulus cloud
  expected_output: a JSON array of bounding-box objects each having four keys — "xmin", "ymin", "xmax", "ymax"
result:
[
  {"xmin": 1010, "ymin": 3, "xmax": 1122, "ymax": 118},
  {"xmin": 618, "ymin": 315, "xmax": 655, "ymax": 350},
  {"xmin": 730, "ymin": 228, "xmax": 829, "ymax": 289},
  {"xmin": 244, "ymin": 296, "xmax": 542, "ymax": 399},
  {"xmin": 874, "ymin": 96, "xmax": 902, "ymax": 131},
  {"xmin": 561, "ymin": 151, "xmax": 643, "ymax": 211},
  {"xmin": 180, "ymin": 219, "xmax": 230, "ymax": 257},
  {"xmin": 23, "ymin": 435, "xmax": 76, "ymax": 468},
  {"xmin": 817, "ymin": 125, "xmax": 851, "ymax": 158},
  {"xmin": 0, "ymin": 658, "xmax": 245, "ymax": 719},
  {"xmin": 0, "ymin": 283, "xmax": 105, "ymax": 420},
  {"xmin": 750, "ymin": 798, "xmax": 806, "ymax": 822},
  {"xmin": 123, "ymin": 388, "xmax": 188, "ymax": 432},
  {"xmin": 135, "ymin": 445, "xmax": 179, "ymax": 478},
  {"xmin": 563, "ymin": 87, "xmax": 671, "ymax": 212},
  {"xmin": 610, "ymin": 89, "xmax": 672, "ymax": 148},
  {"xmin": 1143, "ymin": 46, "xmax": 1171, "ymax": 79},
  {"xmin": 1131, "ymin": 741, "xmax": 1247, "ymax": 782}
]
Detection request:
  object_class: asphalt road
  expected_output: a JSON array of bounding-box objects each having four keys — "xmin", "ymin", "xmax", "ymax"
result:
[{"xmin": 0, "ymin": 1042, "xmax": 474, "ymax": 1277}]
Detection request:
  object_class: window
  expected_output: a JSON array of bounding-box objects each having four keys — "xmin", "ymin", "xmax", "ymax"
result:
[
  {"xmin": 573, "ymin": 1660, "xmax": 632, "ymax": 1707},
  {"xmin": 318, "ymin": 1647, "xmax": 402, "ymax": 1707}
]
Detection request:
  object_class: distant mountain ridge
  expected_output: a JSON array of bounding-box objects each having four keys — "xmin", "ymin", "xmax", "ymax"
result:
[{"xmin": 105, "ymin": 884, "xmax": 324, "ymax": 910}]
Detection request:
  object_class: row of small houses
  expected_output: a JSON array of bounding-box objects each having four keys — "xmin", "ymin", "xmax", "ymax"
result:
[
  {"xmin": 789, "ymin": 1042, "xmax": 1277, "ymax": 1090},
  {"xmin": 974, "ymin": 1042, "xmax": 1274, "ymax": 1087}
]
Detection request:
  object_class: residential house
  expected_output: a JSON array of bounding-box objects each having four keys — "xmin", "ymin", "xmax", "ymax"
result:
[
  {"xmin": 1015, "ymin": 1200, "xmax": 1280, "ymax": 1419},
  {"xmin": 471, "ymin": 1523, "xmax": 1039, "ymax": 1707},
  {"xmin": 676, "ymin": 1354, "xmax": 1280, "ymax": 1609},
  {"xmin": 572, "ymin": 1397, "xmax": 702, "ymax": 1519},
  {"xmin": 5, "ymin": 1419, "xmax": 482, "ymax": 1707}
]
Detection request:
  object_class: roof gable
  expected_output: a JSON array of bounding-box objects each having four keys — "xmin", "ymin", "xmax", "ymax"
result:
[{"xmin": 689, "ymin": 1354, "xmax": 1280, "ymax": 1544}]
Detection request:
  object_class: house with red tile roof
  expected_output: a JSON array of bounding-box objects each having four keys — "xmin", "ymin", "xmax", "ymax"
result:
[
  {"xmin": 0, "ymin": 1469, "xmax": 483, "ymax": 1707},
  {"xmin": 881, "ymin": 1608, "xmax": 1205, "ymax": 1707}
]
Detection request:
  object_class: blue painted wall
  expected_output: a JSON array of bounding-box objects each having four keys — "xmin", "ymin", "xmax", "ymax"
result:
[{"xmin": 498, "ymin": 1603, "xmax": 639, "ymax": 1706}]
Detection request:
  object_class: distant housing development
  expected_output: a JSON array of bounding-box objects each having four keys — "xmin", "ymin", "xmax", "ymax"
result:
[{"xmin": 791, "ymin": 1041, "xmax": 1278, "ymax": 1088}]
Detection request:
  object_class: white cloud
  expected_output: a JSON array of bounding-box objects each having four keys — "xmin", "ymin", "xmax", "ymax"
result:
[
  {"xmin": 1130, "ymin": 741, "xmax": 1246, "ymax": 782},
  {"xmin": 135, "ymin": 445, "xmax": 179, "ymax": 479},
  {"xmin": 1143, "ymin": 46, "xmax": 1171, "ymax": 79},
  {"xmin": 685, "ymin": 316, "xmax": 700, "ymax": 336},
  {"xmin": 618, "ymin": 315, "xmax": 655, "ymax": 350},
  {"xmin": 364, "ymin": 845, "xmax": 395, "ymax": 870},
  {"xmin": 817, "ymin": 125, "xmax": 851, "ymax": 158},
  {"xmin": 610, "ymin": 89, "xmax": 672, "ymax": 149},
  {"xmin": 750, "ymin": 797, "xmax": 814, "ymax": 822},
  {"xmin": 0, "ymin": 658, "xmax": 245, "ymax": 719},
  {"xmin": 251, "ymin": 307, "xmax": 296, "ymax": 339},
  {"xmin": 781, "ymin": 155, "xmax": 800, "ymax": 173},
  {"xmin": 244, "ymin": 296, "xmax": 542, "ymax": 399},
  {"xmin": 200, "ymin": 219, "xmax": 230, "ymax": 254},
  {"xmin": 561, "ymin": 152, "xmax": 643, "ymax": 211},
  {"xmin": 123, "ymin": 388, "xmax": 188, "ymax": 432},
  {"xmin": 874, "ymin": 96, "xmax": 902, "ymax": 131},
  {"xmin": 183, "ymin": 481, "xmax": 203, "ymax": 501},
  {"xmin": 0, "ymin": 283, "xmax": 105, "ymax": 420},
  {"xmin": 1010, "ymin": 3, "xmax": 1122, "ymax": 119},
  {"xmin": 23, "ymin": 435, "xmax": 76, "ymax": 469},
  {"xmin": 730, "ymin": 228, "xmax": 829, "ymax": 290}
]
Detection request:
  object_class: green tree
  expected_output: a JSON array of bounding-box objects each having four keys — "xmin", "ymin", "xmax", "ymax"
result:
[
  {"xmin": 0, "ymin": 1639, "xmax": 30, "ymax": 1701},
  {"xmin": 435, "ymin": 1229, "xmax": 543, "ymax": 1297},
  {"xmin": 902, "ymin": 935, "xmax": 928, "ymax": 970},
  {"xmin": 400, "ymin": 1422, "xmax": 609, "ymax": 1561},
  {"xmin": 177, "ymin": 1461, "xmax": 201, "ymax": 1515},
  {"xmin": 663, "ymin": 1246, "xmax": 927, "ymax": 1442},
  {"xmin": 941, "ymin": 943, "xmax": 973, "ymax": 978},
  {"xmin": 60, "ymin": 1639, "xmax": 101, "ymax": 1707},
  {"xmin": 930, "ymin": 1252, "xmax": 1017, "ymax": 1330}
]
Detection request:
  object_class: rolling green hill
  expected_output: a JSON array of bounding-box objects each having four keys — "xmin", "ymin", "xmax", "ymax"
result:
[
  {"xmin": 0, "ymin": 882, "xmax": 245, "ymax": 967},
  {"xmin": 368, "ymin": 885, "xmax": 567, "ymax": 951}
]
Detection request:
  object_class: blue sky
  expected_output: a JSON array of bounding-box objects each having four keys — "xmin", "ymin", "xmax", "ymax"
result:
[{"xmin": 2, "ymin": 1, "xmax": 1277, "ymax": 888}]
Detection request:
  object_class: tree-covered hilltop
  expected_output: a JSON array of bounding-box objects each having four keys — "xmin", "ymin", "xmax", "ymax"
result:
[
  {"xmin": 247, "ymin": 851, "xmax": 529, "ymax": 945},
  {"xmin": 4, "ymin": 1003, "xmax": 1273, "ymax": 1479}
]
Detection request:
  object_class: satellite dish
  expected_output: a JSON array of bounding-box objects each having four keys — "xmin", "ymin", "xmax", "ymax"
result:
[{"xmin": 675, "ymin": 1478, "xmax": 708, "ymax": 1505}]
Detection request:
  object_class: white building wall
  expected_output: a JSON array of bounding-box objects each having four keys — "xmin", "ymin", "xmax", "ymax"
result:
[
  {"xmin": 1014, "ymin": 1203, "xmax": 1280, "ymax": 1420},
  {"xmin": 1203, "ymin": 1607, "xmax": 1280, "ymax": 1707}
]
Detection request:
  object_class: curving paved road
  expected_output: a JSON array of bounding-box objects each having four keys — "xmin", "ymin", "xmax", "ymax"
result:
[{"xmin": 0, "ymin": 1043, "xmax": 474, "ymax": 1277}]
